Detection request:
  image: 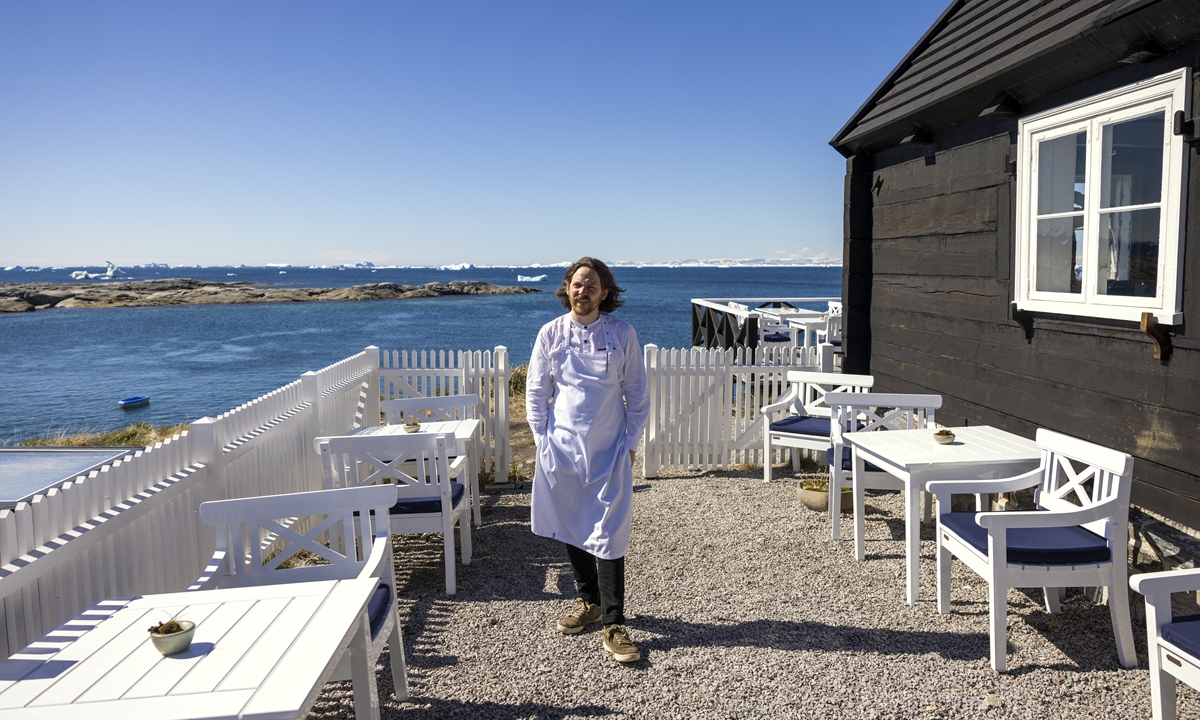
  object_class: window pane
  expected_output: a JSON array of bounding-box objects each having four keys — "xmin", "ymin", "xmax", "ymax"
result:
[
  {"xmin": 1035, "ymin": 216, "xmax": 1083, "ymax": 294},
  {"xmin": 1037, "ymin": 132, "xmax": 1086, "ymax": 215},
  {"xmin": 1101, "ymin": 113, "xmax": 1163, "ymax": 209},
  {"xmin": 1097, "ymin": 208, "xmax": 1160, "ymax": 297}
]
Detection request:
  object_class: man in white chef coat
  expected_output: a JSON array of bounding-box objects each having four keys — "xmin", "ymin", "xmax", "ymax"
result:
[{"xmin": 526, "ymin": 257, "xmax": 650, "ymax": 663}]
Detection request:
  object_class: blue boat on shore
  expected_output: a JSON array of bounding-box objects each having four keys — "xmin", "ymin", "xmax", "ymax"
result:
[{"xmin": 118, "ymin": 396, "xmax": 150, "ymax": 409}]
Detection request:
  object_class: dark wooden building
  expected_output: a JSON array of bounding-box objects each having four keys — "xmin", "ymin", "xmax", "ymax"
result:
[{"xmin": 831, "ymin": 0, "xmax": 1200, "ymax": 526}]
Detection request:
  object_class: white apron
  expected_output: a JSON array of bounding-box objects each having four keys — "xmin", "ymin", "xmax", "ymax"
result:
[{"xmin": 531, "ymin": 316, "xmax": 633, "ymax": 560}]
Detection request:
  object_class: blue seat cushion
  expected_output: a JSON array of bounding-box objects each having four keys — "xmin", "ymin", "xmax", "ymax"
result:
[
  {"xmin": 769, "ymin": 415, "xmax": 830, "ymax": 438},
  {"xmin": 940, "ymin": 512, "xmax": 1111, "ymax": 564},
  {"xmin": 389, "ymin": 481, "xmax": 465, "ymax": 515},
  {"xmin": 367, "ymin": 581, "xmax": 393, "ymax": 639},
  {"xmin": 830, "ymin": 339, "xmax": 842, "ymax": 347},
  {"xmin": 1162, "ymin": 614, "xmax": 1200, "ymax": 659},
  {"xmin": 826, "ymin": 445, "xmax": 882, "ymax": 473},
  {"xmin": 763, "ymin": 332, "xmax": 791, "ymax": 342}
]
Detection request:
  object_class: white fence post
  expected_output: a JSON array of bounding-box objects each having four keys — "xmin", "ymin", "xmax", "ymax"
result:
[
  {"xmin": 188, "ymin": 417, "xmax": 222, "ymax": 565},
  {"xmin": 643, "ymin": 344, "xmax": 660, "ymax": 478},
  {"xmin": 364, "ymin": 345, "xmax": 380, "ymax": 429}
]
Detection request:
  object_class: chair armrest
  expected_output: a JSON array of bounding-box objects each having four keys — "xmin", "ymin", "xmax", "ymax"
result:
[
  {"xmin": 975, "ymin": 498, "xmax": 1117, "ymax": 530},
  {"xmin": 927, "ymin": 468, "xmax": 1042, "ymax": 501},
  {"xmin": 447, "ymin": 454, "xmax": 469, "ymax": 478},
  {"xmin": 1132, "ymin": 568, "xmax": 1200, "ymax": 598},
  {"xmin": 358, "ymin": 536, "xmax": 391, "ymax": 581},
  {"xmin": 760, "ymin": 384, "xmax": 800, "ymax": 416},
  {"xmin": 187, "ymin": 550, "xmax": 227, "ymax": 592}
]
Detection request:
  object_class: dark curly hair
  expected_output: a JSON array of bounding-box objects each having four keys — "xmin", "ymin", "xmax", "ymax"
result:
[{"xmin": 554, "ymin": 257, "xmax": 625, "ymax": 313}]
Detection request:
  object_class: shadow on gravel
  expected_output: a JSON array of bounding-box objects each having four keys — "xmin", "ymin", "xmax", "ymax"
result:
[
  {"xmin": 388, "ymin": 698, "xmax": 616, "ymax": 720},
  {"xmin": 633, "ymin": 614, "xmax": 991, "ymax": 661}
]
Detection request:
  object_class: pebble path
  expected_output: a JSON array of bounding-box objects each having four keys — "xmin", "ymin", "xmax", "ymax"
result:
[{"xmin": 306, "ymin": 466, "xmax": 1200, "ymax": 719}]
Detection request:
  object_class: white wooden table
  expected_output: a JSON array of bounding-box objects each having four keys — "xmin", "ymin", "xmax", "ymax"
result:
[
  {"xmin": 845, "ymin": 426, "xmax": 1041, "ymax": 605},
  {"xmin": 322, "ymin": 419, "xmax": 483, "ymax": 526},
  {"xmin": 0, "ymin": 578, "xmax": 380, "ymax": 720}
]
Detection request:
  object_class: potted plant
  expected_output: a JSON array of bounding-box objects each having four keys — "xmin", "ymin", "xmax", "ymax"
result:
[
  {"xmin": 148, "ymin": 617, "xmax": 196, "ymax": 656},
  {"xmin": 796, "ymin": 478, "xmax": 852, "ymax": 513}
]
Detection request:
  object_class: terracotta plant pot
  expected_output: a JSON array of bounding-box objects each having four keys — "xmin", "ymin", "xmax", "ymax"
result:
[{"xmin": 796, "ymin": 481, "xmax": 852, "ymax": 513}]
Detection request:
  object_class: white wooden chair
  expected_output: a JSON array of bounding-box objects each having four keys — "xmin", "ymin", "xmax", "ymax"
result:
[
  {"xmin": 816, "ymin": 302, "xmax": 843, "ymax": 371},
  {"xmin": 189, "ymin": 484, "xmax": 407, "ymax": 712},
  {"xmin": 1131, "ymin": 568, "xmax": 1200, "ymax": 719},
  {"xmin": 928, "ymin": 429, "xmax": 1136, "ymax": 671},
  {"xmin": 319, "ymin": 433, "xmax": 471, "ymax": 595},
  {"xmin": 380, "ymin": 393, "xmax": 482, "ymax": 527},
  {"xmin": 826, "ymin": 392, "xmax": 941, "ymax": 545},
  {"xmin": 759, "ymin": 370, "xmax": 874, "ymax": 483}
]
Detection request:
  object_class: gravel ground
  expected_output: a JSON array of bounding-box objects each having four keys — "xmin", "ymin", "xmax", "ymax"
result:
[{"xmin": 306, "ymin": 464, "xmax": 1200, "ymax": 719}]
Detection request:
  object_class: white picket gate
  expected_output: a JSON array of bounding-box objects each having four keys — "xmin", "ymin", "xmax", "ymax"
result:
[
  {"xmin": 641, "ymin": 343, "xmax": 820, "ymax": 477},
  {"xmin": 378, "ymin": 346, "xmax": 511, "ymax": 483}
]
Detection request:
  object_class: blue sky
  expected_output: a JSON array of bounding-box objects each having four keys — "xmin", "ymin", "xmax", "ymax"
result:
[{"xmin": 0, "ymin": 1, "xmax": 948, "ymax": 267}]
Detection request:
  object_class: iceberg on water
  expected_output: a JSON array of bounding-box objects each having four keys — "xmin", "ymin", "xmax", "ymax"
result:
[
  {"xmin": 517, "ymin": 274, "xmax": 548, "ymax": 282},
  {"xmin": 70, "ymin": 261, "xmax": 123, "ymax": 280}
]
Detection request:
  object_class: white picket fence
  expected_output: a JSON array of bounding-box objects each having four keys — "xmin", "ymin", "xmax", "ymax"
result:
[
  {"xmin": 379, "ymin": 346, "xmax": 511, "ymax": 483},
  {"xmin": 0, "ymin": 336, "xmax": 812, "ymax": 660},
  {"xmin": 0, "ymin": 345, "xmax": 397, "ymax": 660},
  {"xmin": 641, "ymin": 343, "xmax": 820, "ymax": 477}
]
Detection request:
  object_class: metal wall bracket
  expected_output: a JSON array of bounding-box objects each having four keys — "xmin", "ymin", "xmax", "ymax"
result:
[
  {"xmin": 1174, "ymin": 110, "xmax": 1197, "ymax": 142},
  {"xmin": 1011, "ymin": 304, "xmax": 1034, "ymax": 342},
  {"xmin": 1141, "ymin": 312, "xmax": 1172, "ymax": 361}
]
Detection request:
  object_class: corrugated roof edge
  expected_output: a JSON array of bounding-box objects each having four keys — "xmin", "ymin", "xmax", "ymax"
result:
[{"xmin": 828, "ymin": 0, "xmax": 966, "ymax": 158}]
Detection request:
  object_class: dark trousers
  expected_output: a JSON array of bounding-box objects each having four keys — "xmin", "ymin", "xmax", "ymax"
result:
[{"xmin": 565, "ymin": 543, "xmax": 625, "ymax": 626}]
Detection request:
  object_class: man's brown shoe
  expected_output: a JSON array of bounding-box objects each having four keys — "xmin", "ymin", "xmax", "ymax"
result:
[
  {"xmin": 602, "ymin": 624, "xmax": 641, "ymax": 662},
  {"xmin": 556, "ymin": 598, "xmax": 601, "ymax": 635}
]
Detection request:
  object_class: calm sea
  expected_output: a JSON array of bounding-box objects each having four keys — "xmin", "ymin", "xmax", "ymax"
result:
[{"xmin": 0, "ymin": 265, "xmax": 840, "ymax": 443}]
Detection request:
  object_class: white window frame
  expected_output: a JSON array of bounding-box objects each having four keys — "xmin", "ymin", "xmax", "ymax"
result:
[{"xmin": 1014, "ymin": 68, "xmax": 1191, "ymax": 325}]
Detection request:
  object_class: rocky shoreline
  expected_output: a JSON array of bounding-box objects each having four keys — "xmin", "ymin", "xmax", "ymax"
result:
[{"xmin": 0, "ymin": 278, "xmax": 540, "ymax": 313}]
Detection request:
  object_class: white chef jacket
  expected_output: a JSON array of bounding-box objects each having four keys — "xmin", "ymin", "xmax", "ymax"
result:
[{"xmin": 526, "ymin": 313, "xmax": 649, "ymax": 559}]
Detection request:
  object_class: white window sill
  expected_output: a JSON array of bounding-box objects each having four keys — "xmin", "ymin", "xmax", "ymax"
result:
[{"xmin": 1013, "ymin": 300, "xmax": 1181, "ymax": 326}]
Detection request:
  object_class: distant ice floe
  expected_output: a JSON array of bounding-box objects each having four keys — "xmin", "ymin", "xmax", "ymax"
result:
[
  {"xmin": 69, "ymin": 261, "xmax": 123, "ymax": 280},
  {"xmin": 517, "ymin": 274, "xmax": 548, "ymax": 282},
  {"xmin": 439, "ymin": 263, "xmax": 475, "ymax": 271}
]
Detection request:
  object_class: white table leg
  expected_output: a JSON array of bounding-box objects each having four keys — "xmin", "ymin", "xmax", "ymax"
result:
[
  {"xmin": 905, "ymin": 477, "xmax": 920, "ymax": 605},
  {"xmin": 853, "ymin": 450, "xmax": 866, "ymax": 561}
]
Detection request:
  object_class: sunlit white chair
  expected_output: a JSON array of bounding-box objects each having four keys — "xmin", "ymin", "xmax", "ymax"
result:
[
  {"xmin": 929, "ymin": 429, "xmax": 1136, "ymax": 672},
  {"xmin": 826, "ymin": 392, "xmax": 941, "ymax": 545},
  {"xmin": 319, "ymin": 433, "xmax": 471, "ymax": 595},
  {"xmin": 759, "ymin": 370, "xmax": 874, "ymax": 484},
  {"xmin": 381, "ymin": 393, "xmax": 482, "ymax": 526},
  {"xmin": 189, "ymin": 484, "xmax": 407, "ymax": 711},
  {"xmin": 1132, "ymin": 568, "xmax": 1200, "ymax": 719}
]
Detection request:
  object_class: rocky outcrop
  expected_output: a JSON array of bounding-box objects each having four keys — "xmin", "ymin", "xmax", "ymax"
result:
[{"xmin": 0, "ymin": 279, "xmax": 539, "ymax": 312}]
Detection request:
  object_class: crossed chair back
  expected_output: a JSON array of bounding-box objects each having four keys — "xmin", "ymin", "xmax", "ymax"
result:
[
  {"xmin": 760, "ymin": 370, "xmax": 875, "ymax": 485},
  {"xmin": 826, "ymin": 392, "xmax": 942, "ymax": 546},
  {"xmin": 381, "ymin": 393, "xmax": 481, "ymax": 425},
  {"xmin": 929, "ymin": 428, "xmax": 1136, "ymax": 672},
  {"xmin": 318, "ymin": 432, "xmax": 472, "ymax": 595},
  {"xmin": 189, "ymin": 484, "xmax": 408, "ymax": 706}
]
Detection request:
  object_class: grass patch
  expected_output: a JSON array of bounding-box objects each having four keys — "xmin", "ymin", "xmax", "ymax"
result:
[{"xmin": 19, "ymin": 422, "xmax": 191, "ymax": 448}]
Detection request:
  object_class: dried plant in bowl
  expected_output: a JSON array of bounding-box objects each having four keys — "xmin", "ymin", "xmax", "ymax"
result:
[
  {"xmin": 148, "ymin": 616, "xmax": 196, "ymax": 656},
  {"xmin": 796, "ymin": 478, "xmax": 852, "ymax": 512},
  {"xmin": 934, "ymin": 428, "xmax": 956, "ymax": 444}
]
